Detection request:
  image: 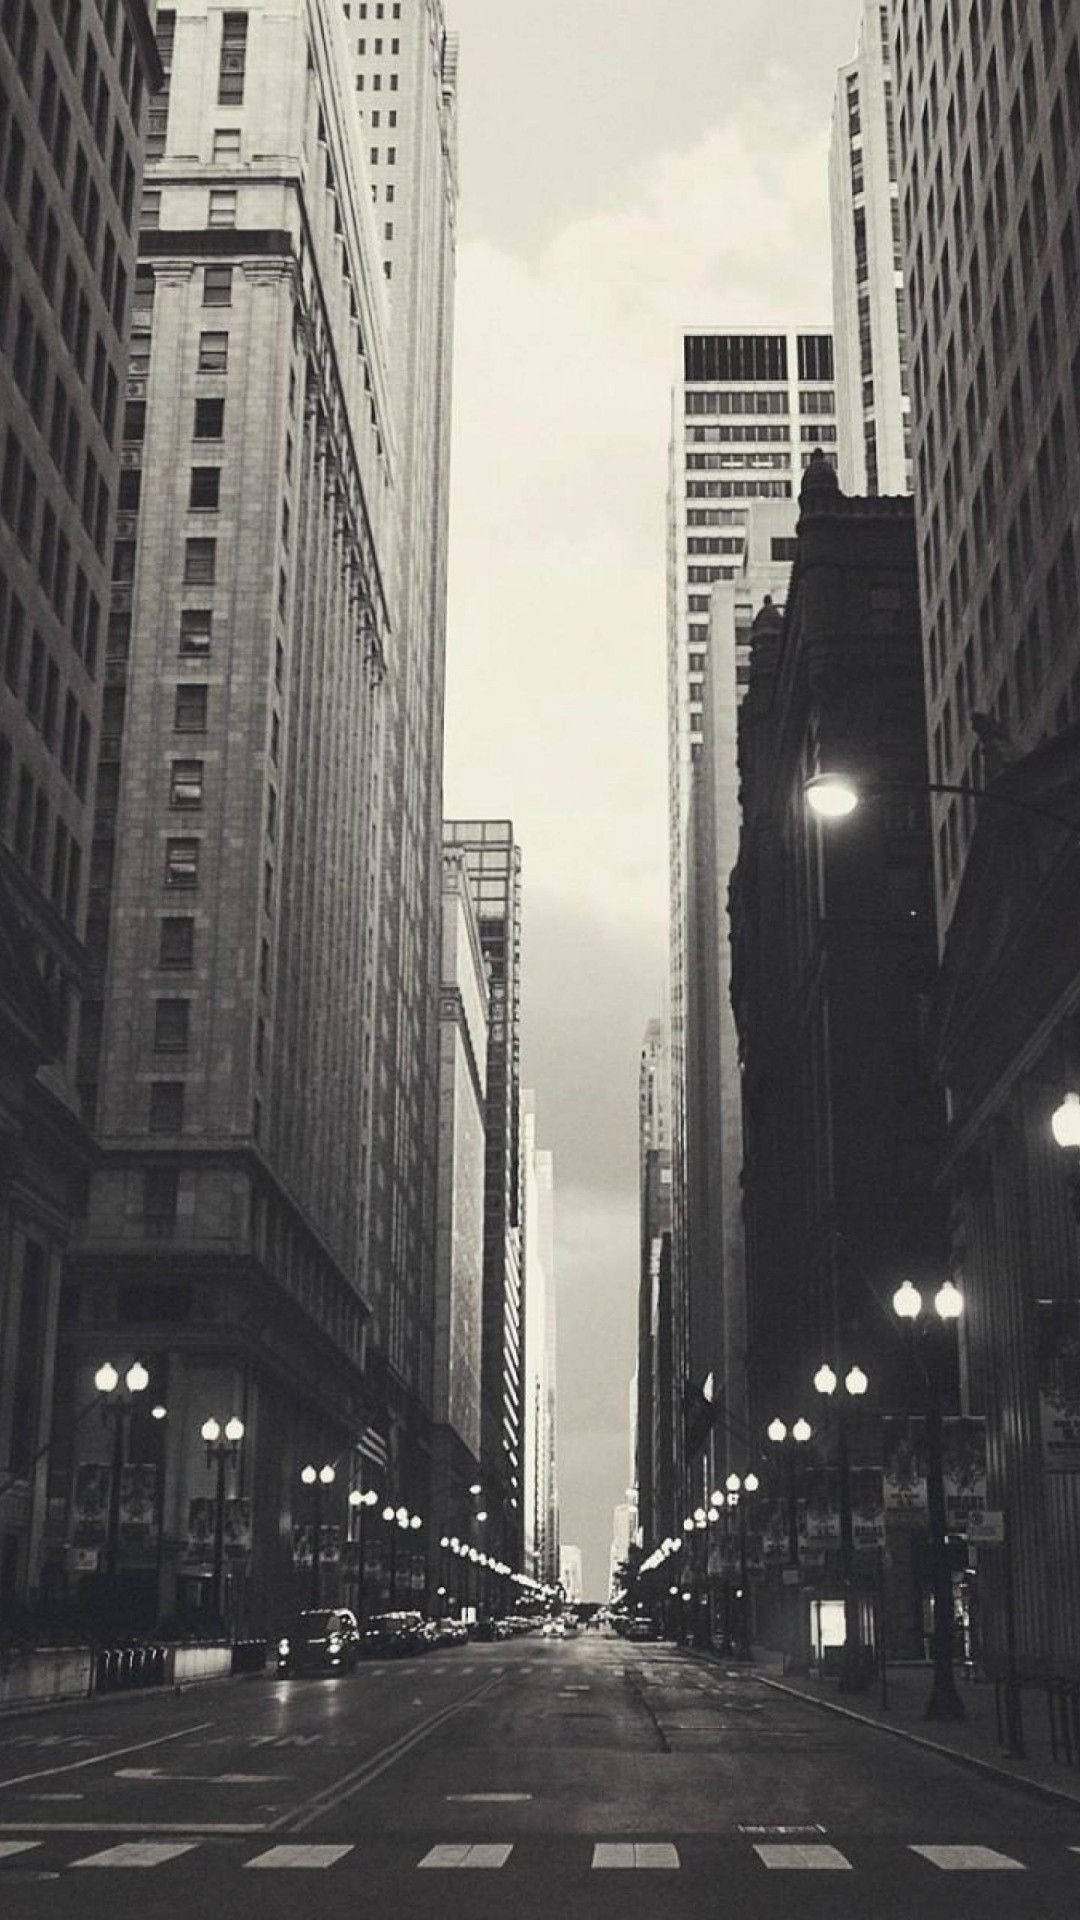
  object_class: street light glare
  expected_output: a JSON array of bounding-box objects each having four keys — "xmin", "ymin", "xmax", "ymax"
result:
[
  {"xmin": 767, "ymin": 1418, "xmax": 787, "ymax": 1443},
  {"xmin": 725, "ymin": 1472, "xmax": 741, "ymax": 1492},
  {"xmin": 319, "ymin": 1464, "xmax": 336, "ymax": 1485},
  {"xmin": 792, "ymin": 1418, "xmax": 813, "ymax": 1443},
  {"xmin": 814, "ymin": 1364, "xmax": 838, "ymax": 1396},
  {"xmin": 845, "ymin": 1365, "xmax": 869, "ymax": 1396},
  {"xmin": 126, "ymin": 1361, "xmax": 150, "ymax": 1394},
  {"xmin": 94, "ymin": 1362, "xmax": 119, "ymax": 1394},
  {"xmin": 151, "ymin": 1404, "xmax": 167, "ymax": 1421},
  {"xmin": 805, "ymin": 772, "xmax": 860, "ymax": 819},
  {"xmin": 225, "ymin": 1416, "xmax": 245, "ymax": 1443},
  {"xmin": 744, "ymin": 1472, "xmax": 760, "ymax": 1493},
  {"xmin": 201, "ymin": 1417, "xmax": 221, "ymax": 1443},
  {"xmin": 934, "ymin": 1280, "xmax": 964, "ymax": 1321},
  {"xmin": 301, "ymin": 1465, "xmax": 317, "ymax": 1485},
  {"xmin": 1051, "ymin": 1091, "xmax": 1080, "ymax": 1147},
  {"xmin": 893, "ymin": 1280, "xmax": 923, "ymax": 1320}
]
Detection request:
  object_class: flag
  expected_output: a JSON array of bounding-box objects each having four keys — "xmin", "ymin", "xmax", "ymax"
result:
[{"xmin": 357, "ymin": 1426, "xmax": 387, "ymax": 1471}]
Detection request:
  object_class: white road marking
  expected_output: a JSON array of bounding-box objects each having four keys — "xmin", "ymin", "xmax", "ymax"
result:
[
  {"xmin": 754, "ymin": 1844, "xmax": 852, "ymax": 1870},
  {"xmin": 72, "ymin": 1841, "xmax": 200, "ymax": 1868},
  {"xmin": 910, "ymin": 1845, "xmax": 1026, "ymax": 1871},
  {"xmin": 15, "ymin": 1794, "xmax": 84, "ymax": 1802},
  {"xmin": 418, "ymin": 1842, "xmax": 513, "ymax": 1869},
  {"xmin": 0, "ymin": 1822, "xmax": 266, "ymax": 1834},
  {"xmin": 245, "ymin": 1844, "xmax": 354, "ymax": 1869},
  {"xmin": 739, "ymin": 1825, "xmax": 827, "ymax": 1835},
  {"xmin": 592, "ymin": 1843, "xmax": 680, "ymax": 1869},
  {"xmin": 0, "ymin": 1723, "xmax": 213, "ymax": 1792},
  {"xmin": 115, "ymin": 1769, "xmax": 289, "ymax": 1785},
  {"xmin": 0, "ymin": 1840, "xmax": 40, "ymax": 1859},
  {"xmin": 446, "ymin": 1793, "xmax": 532, "ymax": 1803}
]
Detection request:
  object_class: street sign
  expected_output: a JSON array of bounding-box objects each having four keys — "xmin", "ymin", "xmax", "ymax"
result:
[{"xmin": 966, "ymin": 1508, "xmax": 1004, "ymax": 1544}]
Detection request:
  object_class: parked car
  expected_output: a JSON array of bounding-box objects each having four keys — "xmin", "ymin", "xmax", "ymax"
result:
[
  {"xmin": 470, "ymin": 1616, "xmax": 499, "ymax": 1641},
  {"xmin": 623, "ymin": 1616, "xmax": 659, "ymax": 1643},
  {"xmin": 277, "ymin": 1608, "xmax": 361, "ymax": 1676},
  {"xmin": 365, "ymin": 1611, "xmax": 427, "ymax": 1657},
  {"xmin": 431, "ymin": 1618, "xmax": 467, "ymax": 1647}
]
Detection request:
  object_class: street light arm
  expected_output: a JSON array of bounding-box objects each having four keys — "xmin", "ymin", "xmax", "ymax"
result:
[{"xmin": 850, "ymin": 777, "xmax": 1080, "ymax": 836}]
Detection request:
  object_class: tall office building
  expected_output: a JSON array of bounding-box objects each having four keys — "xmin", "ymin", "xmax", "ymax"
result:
[
  {"xmin": 354, "ymin": 1, "xmax": 459, "ymax": 1502},
  {"xmin": 829, "ymin": 0, "xmax": 912, "ymax": 495},
  {"xmin": 0, "ymin": 0, "xmax": 160, "ymax": 1609},
  {"xmin": 443, "ymin": 819, "xmax": 524, "ymax": 1565},
  {"xmin": 635, "ymin": 1012, "xmax": 674, "ymax": 1551},
  {"xmin": 430, "ymin": 846, "xmax": 486, "ymax": 1561},
  {"xmin": 889, "ymin": 0, "xmax": 1080, "ymax": 930},
  {"xmin": 888, "ymin": 0, "xmax": 1080, "ymax": 1670},
  {"xmin": 665, "ymin": 328, "xmax": 836, "ymax": 1519},
  {"xmin": 61, "ymin": 0, "xmax": 396, "ymax": 1630},
  {"xmin": 521, "ymin": 1092, "xmax": 556, "ymax": 1583}
]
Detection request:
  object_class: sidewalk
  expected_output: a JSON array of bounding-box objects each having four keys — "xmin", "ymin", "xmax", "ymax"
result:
[{"xmin": 739, "ymin": 1656, "xmax": 1080, "ymax": 1810}]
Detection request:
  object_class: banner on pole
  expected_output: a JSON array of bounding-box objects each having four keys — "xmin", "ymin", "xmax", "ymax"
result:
[
  {"xmin": 882, "ymin": 1417, "xmax": 928, "ymax": 1513},
  {"xmin": 941, "ymin": 1416, "xmax": 988, "ymax": 1531},
  {"xmin": 223, "ymin": 1497, "xmax": 252, "ymax": 1556},
  {"xmin": 70, "ymin": 1463, "xmax": 110, "ymax": 1548},
  {"xmin": 185, "ymin": 1497, "xmax": 215, "ymax": 1569},
  {"xmin": 118, "ymin": 1463, "xmax": 158, "ymax": 1559},
  {"xmin": 850, "ymin": 1466, "xmax": 886, "ymax": 1549}
]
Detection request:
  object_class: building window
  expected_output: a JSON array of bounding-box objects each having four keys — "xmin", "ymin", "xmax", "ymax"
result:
[
  {"xmin": 183, "ymin": 537, "xmax": 215, "ymax": 583},
  {"xmin": 218, "ymin": 11, "xmax": 248, "ymax": 105},
  {"xmin": 159, "ymin": 914, "xmax": 194, "ymax": 966},
  {"xmin": 193, "ymin": 396, "xmax": 224, "ymax": 438},
  {"xmin": 207, "ymin": 188, "xmax": 237, "ymax": 227},
  {"xmin": 143, "ymin": 1167, "xmax": 178, "ymax": 1232},
  {"xmin": 117, "ymin": 467, "xmax": 141, "ymax": 511},
  {"xmin": 189, "ymin": 466, "xmax": 220, "ymax": 509},
  {"xmin": 212, "ymin": 126, "xmax": 241, "ymax": 162},
  {"xmin": 202, "ymin": 264, "xmax": 233, "ymax": 306},
  {"xmin": 139, "ymin": 187, "xmax": 160, "ymax": 229},
  {"xmin": 148, "ymin": 1080, "xmax": 184, "ymax": 1133},
  {"xmin": 169, "ymin": 758, "xmax": 203, "ymax": 808},
  {"xmin": 164, "ymin": 837, "xmax": 199, "ymax": 888},
  {"xmin": 153, "ymin": 998, "xmax": 189, "ymax": 1052},
  {"xmin": 197, "ymin": 330, "xmax": 228, "ymax": 373},
  {"xmin": 174, "ymin": 683, "xmax": 208, "ymax": 731},
  {"xmin": 179, "ymin": 608, "xmax": 212, "ymax": 656}
]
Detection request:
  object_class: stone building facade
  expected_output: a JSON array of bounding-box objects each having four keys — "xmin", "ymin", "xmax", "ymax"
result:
[
  {"xmin": 0, "ymin": 0, "xmax": 159, "ymax": 1615},
  {"xmin": 59, "ymin": 0, "xmax": 396, "ymax": 1631}
]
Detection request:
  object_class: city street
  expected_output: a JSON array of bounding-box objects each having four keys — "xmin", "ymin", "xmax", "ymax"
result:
[{"xmin": 0, "ymin": 1635, "xmax": 1076, "ymax": 1917}]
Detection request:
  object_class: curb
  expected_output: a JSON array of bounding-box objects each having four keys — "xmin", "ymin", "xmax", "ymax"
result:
[
  {"xmin": 0, "ymin": 1664, "xmax": 270, "ymax": 1723},
  {"xmin": 744, "ymin": 1665, "xmax": 1080, "ymax": 1814}
]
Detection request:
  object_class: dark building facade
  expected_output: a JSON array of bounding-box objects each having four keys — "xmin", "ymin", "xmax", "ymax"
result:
[
  {"xmin": 731, "ymin": 454, "xmax": 948, "ymax": 1652},
  {"xmin": 442, "ymin": 819, "xmax": 523, "ymax": 1567},
  {"xmin": 0, "ymin": 0, "xmax": 160, "ymax": 1615},
  {"xmin": 934, "ymin": 726, "xmax": 1080, "ymax": 1671}
]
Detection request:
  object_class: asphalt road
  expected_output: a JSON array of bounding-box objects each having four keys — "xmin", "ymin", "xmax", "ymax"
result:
[{"xmin": 0, "ymin": 1632, "xmax": 1077, "ymax": 1917}]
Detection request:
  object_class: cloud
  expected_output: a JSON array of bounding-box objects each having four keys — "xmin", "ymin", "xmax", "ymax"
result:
[{"xmin": 444, "ymin": 89, "xmax": 836, "ymax": 1599}]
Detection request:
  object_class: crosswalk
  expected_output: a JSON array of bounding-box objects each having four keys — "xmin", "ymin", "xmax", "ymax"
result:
[{"xmin": 0, "ymin": 1836, "xmax": 1073, "ymax": 1873}]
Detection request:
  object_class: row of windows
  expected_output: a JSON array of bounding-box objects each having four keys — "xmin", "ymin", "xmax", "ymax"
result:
[
  {"xmin": 685, "ymin": 479, "xmax": 793, "ymax": 500},
  {"xmin": 1, "ymin": 570, "xmax": 93, "ymax": 792},
  {"xmin": 0, "ymin": 731, "xmax": 83, "ymax": 917},
  {"xmin": 1, "ymin": 421, "xmax": 108, "ymax": 577},
  {"xmin": 686, "ymin": 423, "xmax": 791, "ymax": 445},
  {"xmin": 4, "ymin": 0, "xmax": 140, "ymax": 238},
  {"xmin": 686, "ymin": 451, "xmax": 792, "ymax": 472}
]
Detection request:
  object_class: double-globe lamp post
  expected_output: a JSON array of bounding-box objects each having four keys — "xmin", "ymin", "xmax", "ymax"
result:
[
  {"xmin": 347, "ymin": 1486, "xmax": 378, "ymax": 1624},
  {"xmin": 893, "ymin": 1277, "xmax": 966, "ymax": 1722},
  {"xmin": 813, "ymin": 1360, "xmax": 869, "ymax": 1690},
  {"xmin": 200, "ymin": 1415, "xmax": 244, "ymax": 1625},
  {"xmin": 302, "ymin": 1463, "xmax": 336, "ymax": 1609},
  {"xmin": 380, "ymin": 1504, "xmax": 421, "ymax": 1607},
  {"xmin": 767, "ymin": 1417, "xmax": 813, "ymax": 1562},
  {"xmin": 93, "ymin": 1360, "xmax": 155, "ymax": 1618}
]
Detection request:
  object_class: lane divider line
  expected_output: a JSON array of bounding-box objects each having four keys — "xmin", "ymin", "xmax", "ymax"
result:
[
  {"xmin": 280, "ymin": 1678, "xmax": 501, "ymax": 1833},
  {"xmin": 0, "ymin": 1722, "xmax": 214, "ymax": 1793}
]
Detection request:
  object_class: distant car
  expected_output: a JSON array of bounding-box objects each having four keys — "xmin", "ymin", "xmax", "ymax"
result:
[
  {"xmin": 623, "ymin": 1616, "xmax": 659, "ymax": 1643},
  {"xmin": 430, "ymin": 1618, "xmax": 465, "ymax": 1647},
  {"xmin": 542, "ymin": 1618, "xmax": 566, "ymax": 1639},
  {"xmin": 365, "ymin": 1611, "xmax": 426, "ymax": 1657},
  {"xmin": 277, "ymin": 1608, "xmax": 361, "ymax": 1675}
]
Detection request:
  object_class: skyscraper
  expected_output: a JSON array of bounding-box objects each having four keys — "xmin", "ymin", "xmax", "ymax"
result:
[
  {"xmin": 430, "ymin": 846, "xmax": 487, "ymax": 1561},
  {"xmin": 521, "ymin": 1092, "xmax": 556, "ymax": 1584},
  {"xmin": 443, "ymin": 819, "xmax": 524, "ymax": 1566},
  {"xmin": 888, "ymin": 0, "xmax": 1080, "ymax": 931},
  {"xmin": 665, "ymin": 328, "xmax": 836, "ymax": 1520},
  {"xmin": 636, "ymin": 1012, "xmax": 674, "ymax": 1551},
  {"xmin": 354, "ymin": 2, "xmax": 459, "ymax": 1520},
  {"xmin": 0, "ymin": 0, "xmax": 160, "ymax": 1610},
  {"xmin": 62, "ymin": 0, "xmax": 395, "ymax": 1629},
  {"xmin": 829, "ymin": 0, "xmax": 912, "ymax": 495}
]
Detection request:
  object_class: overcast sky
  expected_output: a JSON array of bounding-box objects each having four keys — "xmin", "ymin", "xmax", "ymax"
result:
[{"xmin": 442, "ymin": 0, "xmax": 864, "ymax": 1598}]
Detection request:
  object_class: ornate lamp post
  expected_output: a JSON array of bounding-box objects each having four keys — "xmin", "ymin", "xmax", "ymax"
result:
[
  {"xmin": 347, "ymin": 1486, "xmax": 378, "ymax": 1624},
  {"xmin": 767, "ymin": 1417, "xmax": 813, "ymax": 1563},
  {"xmin": 301, "ymin": 1462, "xmax": 336, "ymax": 1609},
  {"xmin": 893, "ymin": 1277, "xmax": 966, "ymax": 1721},
  {"xmin": 813, "ymin": 1360, "xmax": 870, "ymax": 1690},
  {"xmin": 200, "ymin": 1415, "xmax": 244, "ymax": 1625},
  {"xmin": 94, "ymin": 1360, "xmax": 150, "ymax": 1621},
  {"xmin": 724, "ymin": 1472, "xmax": 759, "ymax": 1659}
]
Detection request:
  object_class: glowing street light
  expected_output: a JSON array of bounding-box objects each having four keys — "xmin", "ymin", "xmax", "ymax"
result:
[{"xmin": 805, "ymin": 772, "xmax": 860, "ymax": 819}]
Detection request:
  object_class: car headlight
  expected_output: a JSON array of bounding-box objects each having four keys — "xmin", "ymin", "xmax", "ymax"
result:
[
  {"xmin": 277, "ymin": 1637, "xmax": 290, "ymax": 1656},
  {"xmin": 327, "ymin": 1636, "xmax": 342, "ymax": 1655}
]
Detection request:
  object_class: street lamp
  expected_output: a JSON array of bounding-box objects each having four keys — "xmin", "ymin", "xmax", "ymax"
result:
[
  {"xmin": 301, "ymin": 1462, "xmax": 335, "ymax": 1609},
  {"xmin": 1051, "ymin": 1091, "xmax": 1080, "ymax": 1147},
  {"xmin": 201, "ymin": 1415, "xmax": 244, "ymax": 1625},
  {"xmin": 891, "ymin": 1279, "xmax": 966, "ymax": 1722},
  {"xmin": 95, "ymin": 1359, "xmax": 151, "ymax": 1622},
  {"xmin": 347, "ymin": 1486, "xmax": 378, "ymax": 1624},
  {"xmin": 768, "ymin": 1416, "xmax": 813, "ymax": 1563},
  {"xmin": 724, "ymin": 1474, "xmax": 759, "ymax": 1659},
  {"xmin": 813, "ymin": 1358, "xmax": 870, "ymax": 1691},
  {"xmin": 805, "ymin": 772, "xmax": 860, "ymax": 819}
]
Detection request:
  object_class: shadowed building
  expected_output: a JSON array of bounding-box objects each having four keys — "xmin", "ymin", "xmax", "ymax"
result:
[{"xmin": 0, "ymin": 0, "xmax": 160, "ymax": 1614}]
